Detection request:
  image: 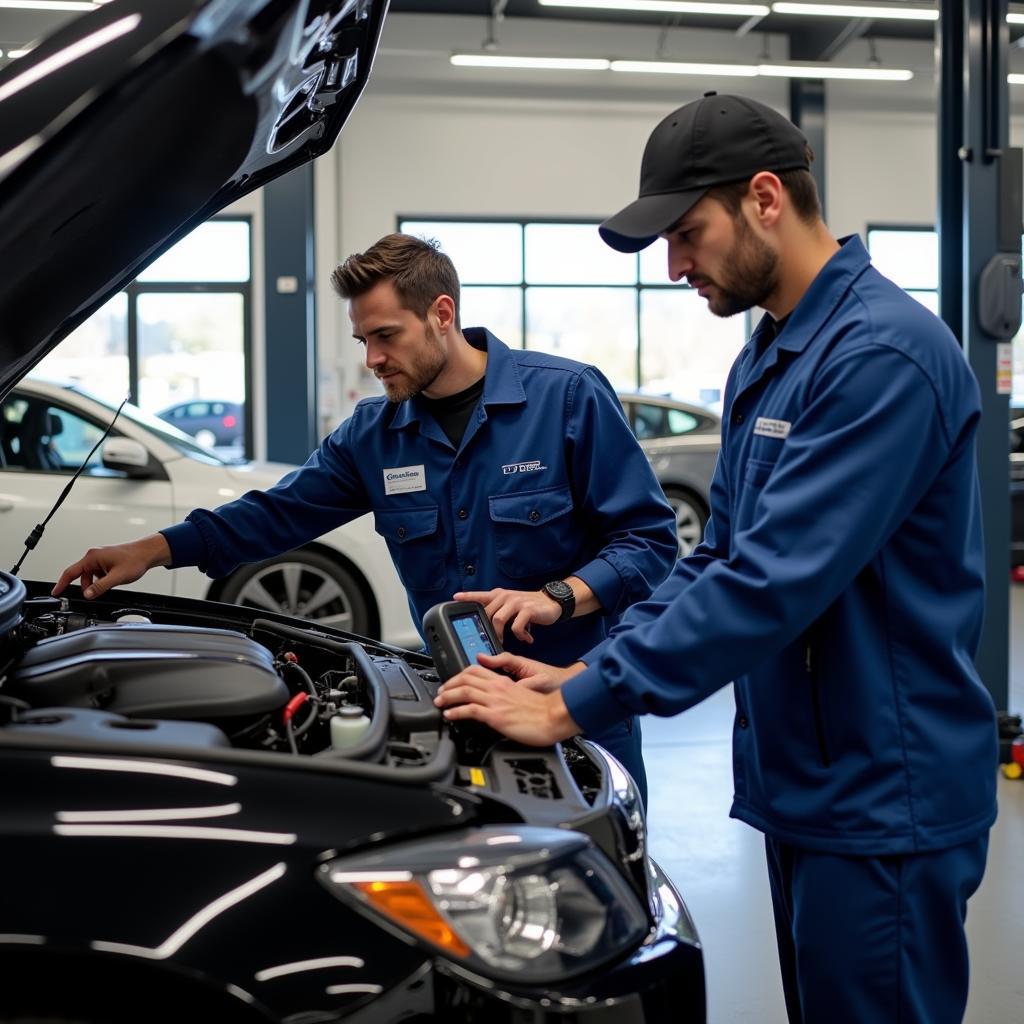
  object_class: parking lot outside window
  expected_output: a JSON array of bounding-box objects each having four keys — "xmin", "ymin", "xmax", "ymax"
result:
[{"xmin": 31, "ymin": 217, "xmax": 254, "ymax": 460}]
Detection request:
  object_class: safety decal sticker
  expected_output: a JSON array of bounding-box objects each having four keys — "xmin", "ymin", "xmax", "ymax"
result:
[
  {"xmin": 753, "ymin": 417, "xmax": 791, "ymax": 439},
  {"xmin": 383, "ymin": 464, "xmax": 426, "ymax": 495}
]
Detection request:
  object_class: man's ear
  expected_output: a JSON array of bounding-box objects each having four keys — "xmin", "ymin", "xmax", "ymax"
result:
[
  {"xmin": 748, "ymin": 171, "xmax": 784, "ymax": 228},
  {"xmin": 432, "ymin": 294, "xmax": 457, "ymax": 333}
]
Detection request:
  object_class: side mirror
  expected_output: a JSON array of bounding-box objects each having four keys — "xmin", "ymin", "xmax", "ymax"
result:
[{"xmin": 101, "ymin": 437, "xmax": 153, "ymax": 478}]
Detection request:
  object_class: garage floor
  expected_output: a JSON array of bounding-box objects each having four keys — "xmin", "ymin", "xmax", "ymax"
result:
[{"xmin": 644, "ymin": 583, "xmax": 1024, "ymax": 1024}]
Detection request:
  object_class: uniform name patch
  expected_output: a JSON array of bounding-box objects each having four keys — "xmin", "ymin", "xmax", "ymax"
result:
[
  {"xmin": 753, "ymin": 417, "xmax": 791, "ymax": 439},
  {"xmin": 501, "ymin": 460, "xmax": 546, "ymax": 475},
  {"xmin": 383, "ymin": 464, "xmax": 426, "ymax": 495}
]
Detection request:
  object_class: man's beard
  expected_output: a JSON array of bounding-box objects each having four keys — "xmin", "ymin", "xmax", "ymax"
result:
[
  {"xmin": 379, "ymin": 325, "xmax": 447, "ymax": 403},
  {"xmin": 697, "ymin": 215, "xmax": 779, "ymax": 318}
]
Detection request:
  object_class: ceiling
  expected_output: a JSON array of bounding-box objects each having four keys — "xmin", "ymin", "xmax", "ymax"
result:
[
  {"xmin": 1, "ymin": 2, "xmax": 1021, "ymax": 62},
  {"xmin": 388, "ymin": 1, "xmax": 1024, "ymax": 61},
  {"xmin": 2, "ymin": 1, "xmax": 1023, "ymax": 115}
]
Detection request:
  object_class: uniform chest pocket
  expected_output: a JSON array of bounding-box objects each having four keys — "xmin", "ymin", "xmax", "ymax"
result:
[
  {"xmin": 744, "ymin": 457, "xmax": 777, "ymax": 487},
  {"xmin": 372, "ymin": 506, "xmax": 445, "ymax": 592},
  {"xmin": 735, "ymin": 457, "xmax": 779, "ymax": 530},
  {"xmin": 488, "ymin": 485, "xmax": 578, "ymax": 580}
]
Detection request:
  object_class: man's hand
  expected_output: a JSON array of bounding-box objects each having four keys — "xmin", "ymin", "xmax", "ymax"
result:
[
  {"xmin": 435, "ymin": 662, "xmax": 581, "ymax": 746},
  {"xmin": 473, "ymin": 651, "xmax": 585, "ymax": 694},
  {"xmin": 454, "ymin": 588, "xmax": 562, "ymax": 644},
  {"xmin": 52, "ymin": 533, "xmax": 172, "ymax": 599}
]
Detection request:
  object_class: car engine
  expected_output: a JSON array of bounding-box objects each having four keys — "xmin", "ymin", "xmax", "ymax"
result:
[{"xmin": 0, "ymin": 570, "xmax": 604, "ymax": 803}]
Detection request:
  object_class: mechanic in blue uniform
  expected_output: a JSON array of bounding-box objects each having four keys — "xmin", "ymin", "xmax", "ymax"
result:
[
  {"xmin": 52, "ymin": 232, "xmax": 677, "ymax": 803},
  {"xmin": 434, "ymin": 94, "xmax": 999, "ymax": 1024}
]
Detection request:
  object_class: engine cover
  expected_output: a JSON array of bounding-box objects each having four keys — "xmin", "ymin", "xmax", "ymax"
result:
[{"xmin": 8, "ymin": 623, "xmax": 288, "ymax": 721}]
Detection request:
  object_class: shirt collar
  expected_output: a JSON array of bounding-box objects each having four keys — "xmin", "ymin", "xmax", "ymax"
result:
[
  {"xmin": 388, "ymin": 327, "xmax": 526, "ymax": 431},
  {"xmin": 771, "ymin": 233, "xmax": 871, "ymax": 354}
]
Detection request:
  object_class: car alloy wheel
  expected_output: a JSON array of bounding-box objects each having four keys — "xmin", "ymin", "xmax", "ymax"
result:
[
  {"xmin": 664, "ymin": 488, "xmax": 707, "ymax": 558},
  {"xmin": 220, "ymin": 550, "xmax": 370, "ymax": 634},
  {"xmin": 194, "ymin": 428, "xmax": 218, "ymax": 449}
]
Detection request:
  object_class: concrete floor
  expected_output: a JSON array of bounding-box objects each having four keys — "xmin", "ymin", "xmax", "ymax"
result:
[{"xmin": 643, "ymin": 584, "xmax": 1024, "ymax": 1024}]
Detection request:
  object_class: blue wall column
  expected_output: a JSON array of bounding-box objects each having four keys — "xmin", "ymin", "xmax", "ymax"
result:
[
  {"xmin": 263, "ymin": 163, "xmax": 318, "ymax": 464},
  {"xmin": 938, "ymin": 0, "xmax": 1014, "ymax": 709}
]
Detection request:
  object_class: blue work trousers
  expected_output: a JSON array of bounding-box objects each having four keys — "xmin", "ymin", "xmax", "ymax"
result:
[{"xmin": 765, "ymin": 833, "xmax": 989, "ymax": 1023}]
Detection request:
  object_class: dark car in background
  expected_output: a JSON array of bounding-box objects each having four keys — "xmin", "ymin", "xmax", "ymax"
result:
[
  {"xmin": 618, "ymin": 393, "xmax": 721, "ymax": 557},
  {"xmin": 157, "ymin": 398, "xmax": 244, "ymax": 449},
  {"xmin": 0, "ymin": 1, "xmax": 705, "ymax": 1020}
]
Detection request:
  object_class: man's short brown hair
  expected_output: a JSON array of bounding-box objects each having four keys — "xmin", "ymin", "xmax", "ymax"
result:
[
  {"xmin": 704, "ymin": 147, "xmax": 822, "ymax": 226},
  {"xmin": 331, "ymin": 233, "xmax": 461, "ymax": 328}
]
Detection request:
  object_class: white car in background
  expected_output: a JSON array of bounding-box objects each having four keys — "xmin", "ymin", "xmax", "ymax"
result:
[{"xmin": 0, "ymin": 378, "xmax": 419, "ymax": 647}]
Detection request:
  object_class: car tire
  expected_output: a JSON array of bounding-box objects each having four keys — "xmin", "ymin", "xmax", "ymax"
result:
[
  {"xmin": 219, "ymin": 550, "xmax": 372, "ymax": 635},
  {"xmin": 664, "ymin": 487, "xmax": 707, "ymax": 558},
  {"xmin": 194, "ymin": 428, "xmax": 217, "ymax": 448}
]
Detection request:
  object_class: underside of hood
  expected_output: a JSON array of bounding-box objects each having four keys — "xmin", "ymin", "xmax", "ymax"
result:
[{"xmin": 0, "ymin": 0, "xmax": 387, "ymax": 400}]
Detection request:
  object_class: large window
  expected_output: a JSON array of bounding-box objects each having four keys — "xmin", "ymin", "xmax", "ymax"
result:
[
  {"xmin": 399, "ymin": 218, "xmax": 747, "ymax": 409},
  {"xmin": 867, "ymin": 224, "xmax": 1024, "ymax": 403},
  {"xmin": 33, "ymin": 217, "xmax": 253, "ymax": 458}
]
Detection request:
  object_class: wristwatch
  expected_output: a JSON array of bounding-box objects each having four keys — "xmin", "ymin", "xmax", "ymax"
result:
[{"xmin": 542, "ymin": 580, "xmax": 576, "ymax": 622}]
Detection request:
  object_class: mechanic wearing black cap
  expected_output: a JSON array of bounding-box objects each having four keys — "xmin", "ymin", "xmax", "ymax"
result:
[{"xmin": 436, "ymin": 92, "xmax": 998, "ymax": 1023}]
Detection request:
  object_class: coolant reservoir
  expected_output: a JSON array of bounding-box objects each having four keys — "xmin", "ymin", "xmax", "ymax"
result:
[{"xmin": 330, "ymin": 704, "xmax": 370, "ymax": 749}]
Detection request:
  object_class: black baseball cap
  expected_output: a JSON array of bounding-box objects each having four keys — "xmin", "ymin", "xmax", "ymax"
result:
[{"xmin": 599, "ymin": 92, "xmax": 810, "ymax": 253}]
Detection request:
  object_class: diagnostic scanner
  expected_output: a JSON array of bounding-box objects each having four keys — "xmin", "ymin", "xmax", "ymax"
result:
[{"xmin": 423, "ymin": 600, "xmax": 503, "ymax": 682}]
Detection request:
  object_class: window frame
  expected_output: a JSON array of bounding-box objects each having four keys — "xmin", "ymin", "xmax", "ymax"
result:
[
  {"xmin": 126, "ymin": 214, "xmax": 254, "ymax": 457},
  {"xmin": 398, "ymin": 214, "xmax": 751, "ymax": 395}
]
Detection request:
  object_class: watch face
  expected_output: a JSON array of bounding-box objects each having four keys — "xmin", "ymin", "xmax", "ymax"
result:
[{"xmin": 546, "ymin": 581, "xmax": 573, "ymax": 601}]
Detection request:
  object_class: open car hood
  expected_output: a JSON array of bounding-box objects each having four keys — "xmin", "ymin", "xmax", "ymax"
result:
[{"xmin": 0, "ymin": 0, "xmax": 387, "ymax": 401}]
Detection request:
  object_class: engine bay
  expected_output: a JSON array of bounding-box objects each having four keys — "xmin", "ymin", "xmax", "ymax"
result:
[{"xmin": 0, "ymin": 570, "xmax": 605, "ymax": 807}]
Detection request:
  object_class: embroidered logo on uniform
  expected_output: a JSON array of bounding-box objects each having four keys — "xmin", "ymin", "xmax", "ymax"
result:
[
  {"xmin": 753, "ymin": 417, "xmax": 791, "ymax": 439},
  {"xmin": 383, "ymin": 464, "xmax": 426, "ymax": 495},
  {"xmin": 501, "ymin": 460, "xmax": 547, "ymax": 475}
]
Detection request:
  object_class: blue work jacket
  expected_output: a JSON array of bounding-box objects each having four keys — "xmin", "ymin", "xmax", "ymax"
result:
[
  {"xmin": 162, "ymin": 329, "xmax": 677, "ymax": 667},
  {"xmin": 562, "ymin": 236, "xmax": 998, "ymax": 856}
]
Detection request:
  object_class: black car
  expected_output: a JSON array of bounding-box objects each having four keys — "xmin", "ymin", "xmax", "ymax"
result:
[{"xmin": 0, "ymin": 2, "xmax": 705, "ymax": 1021}]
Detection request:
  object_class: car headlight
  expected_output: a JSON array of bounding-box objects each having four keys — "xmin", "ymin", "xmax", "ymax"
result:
[{"xmin": 317, "ymin": 826, "xmax": 649, "ymax": 983}]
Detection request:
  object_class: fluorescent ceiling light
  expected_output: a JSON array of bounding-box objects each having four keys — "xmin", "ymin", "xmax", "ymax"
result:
[
  {"xmin": 6, "ymin": 49, "xmax": 32, "ymax": 58},
  {"xmin": 771, "ymin": 2, "xmax": 937, "ymax": 19},
  {"xmin": 759, "ymin": 61, "xmax": 913, "ymax": 79},
  {"xmin": 611, "ymin": 59, "xmax": 758, "ymax": 75},
  {"xmin": 0, "ymin": 1, "xmax": 98, "ymax": 10},
  {"xmin": 455, "ymin": 55, "xmax": 913, "ymax": 81},
  {"xmin": 450, "ymin": 54, "xmax": 611, "ymax": 70},
  {"xmin": 1009, "ymin": 73, "xmax": 1024, "ymax": 84},
  {"xmin": 539, "ymin": 1, "xmax": 770, "ymax": 14},
  {"xmin": 1009, "ymin": 13, "xmax": 1024, "ymax": 24}
]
